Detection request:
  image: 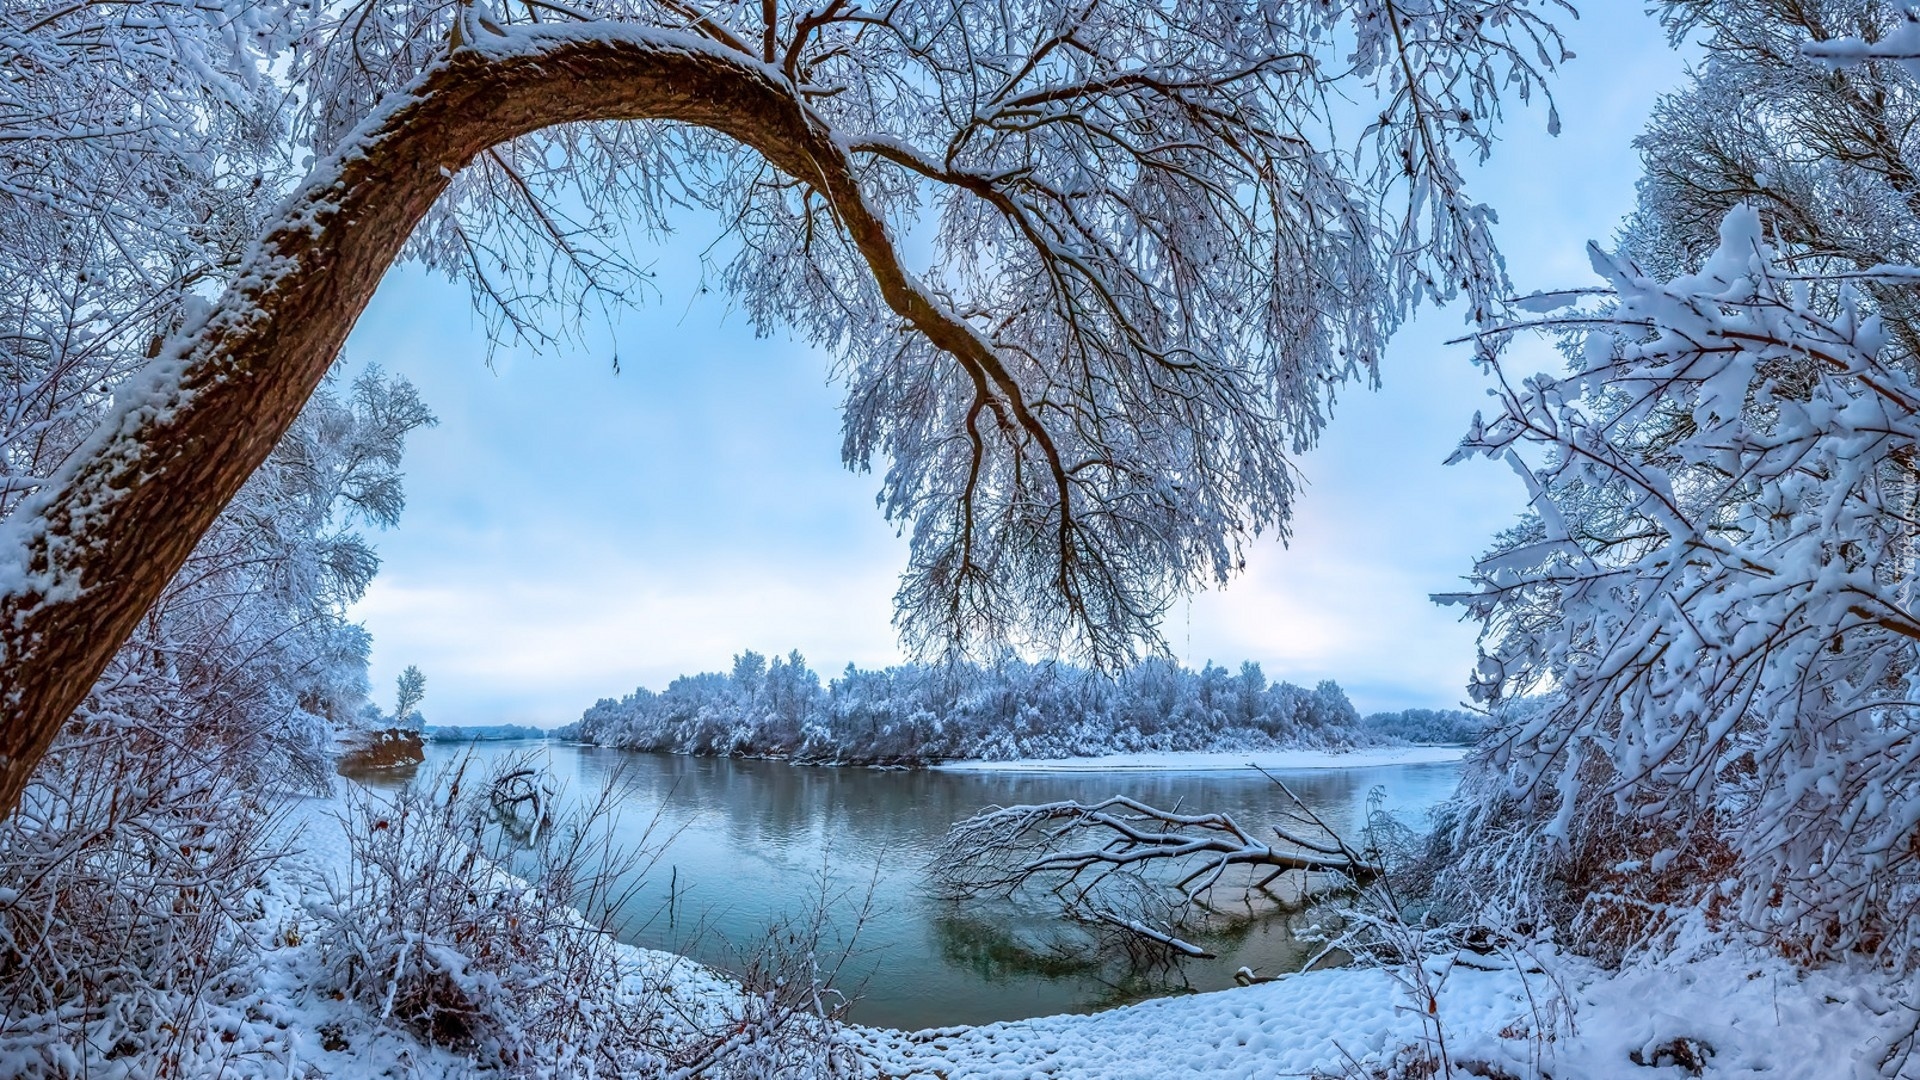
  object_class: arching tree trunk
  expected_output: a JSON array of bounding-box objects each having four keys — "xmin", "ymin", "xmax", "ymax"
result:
[{"xmin": 0, "ymin": 25, "xmax": 1015, "ymax": 816}]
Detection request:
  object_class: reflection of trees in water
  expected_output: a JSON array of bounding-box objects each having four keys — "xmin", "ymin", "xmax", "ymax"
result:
[
  {"xmin": 341, "ymin": 760, "xmax": 421, "ymax": 788},
  {"xmin": 569, "ymin": 744, "xmax": 1433, "ymax": 847}
]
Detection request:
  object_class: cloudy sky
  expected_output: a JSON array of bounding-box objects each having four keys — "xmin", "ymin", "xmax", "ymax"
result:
[{"xmin": 342, "ymin": 8, "xmax": 1691, "ymax": 728}]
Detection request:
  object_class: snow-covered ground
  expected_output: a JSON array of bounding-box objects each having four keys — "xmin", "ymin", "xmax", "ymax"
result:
[
  {"xmin": 129, "ymin": 784, "xmax": 1904, "ymax": 1080},
  {"xmin": 853, "ymin": 947, "xmax": 1903, "ymax": 1079},
  {"xmin": 935, "ymin": 745, "xmax": 1469, "ymax": 773}
]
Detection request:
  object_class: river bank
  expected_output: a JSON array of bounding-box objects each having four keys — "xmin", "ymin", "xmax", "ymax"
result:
[
  {"xmin": 176, "ymin": 737, "xmax": 1889, "ymax": 1076},
  {"xmin": 220, "ymin": 791, "xmax": 1905, "ymax": 1079}
]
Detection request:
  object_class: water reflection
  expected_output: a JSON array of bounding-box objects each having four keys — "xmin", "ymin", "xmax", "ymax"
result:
[{"xmin": 400, "ymin": 742, "xmax": 1460, "ymax": 1028}]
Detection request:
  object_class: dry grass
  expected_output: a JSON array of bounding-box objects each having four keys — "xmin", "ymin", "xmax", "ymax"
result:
[{"xmin": 320, "ymin": 752, "xmax": 870, "ymax": 1078}]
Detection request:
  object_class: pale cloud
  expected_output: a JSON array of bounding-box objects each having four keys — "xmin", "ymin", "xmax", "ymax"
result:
[{"xmin": 355, "ymin": 563, "xmax": 905, "ymax": 724}]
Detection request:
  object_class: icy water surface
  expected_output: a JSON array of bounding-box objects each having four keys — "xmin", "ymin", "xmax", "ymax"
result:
[{"xmin": 379, "ymin": 742, "xmax": 1461, "ymax": 1028}]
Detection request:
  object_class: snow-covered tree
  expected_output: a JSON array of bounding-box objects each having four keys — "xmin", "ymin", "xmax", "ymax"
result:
[
  {"xmin": 1442, "ymin": 1, "xmax": 1920, "ymax": 971},
  {"xmin": 0, "ymin": 0, "xmax": 1572, "ymax": 812},
  {"xmin": 0, "ymin": 0, "xmax": 435, "ymax": 795},
  {"xmin": 0, "ymin": 8, "xmax": 436, "ymax": 1023},
  {"xmin": 394, "ymin": 664, "xmax": 429, "ymax": 729}
]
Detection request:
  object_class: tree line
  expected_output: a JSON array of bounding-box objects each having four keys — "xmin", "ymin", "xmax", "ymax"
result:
[{"xmin": 556, "ymin": 651, "xmax": 1486, "ymax": 764}]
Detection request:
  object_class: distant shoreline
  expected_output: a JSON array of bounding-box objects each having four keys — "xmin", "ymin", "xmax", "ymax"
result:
[{"xmin": 933, "ymin": 745, "xmax": 1470, "ymax": 773}]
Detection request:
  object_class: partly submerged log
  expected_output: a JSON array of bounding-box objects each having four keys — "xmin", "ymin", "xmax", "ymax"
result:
[{"xmin": 933, "ymin": 794, "xmax": 1379, "ymax": 900}]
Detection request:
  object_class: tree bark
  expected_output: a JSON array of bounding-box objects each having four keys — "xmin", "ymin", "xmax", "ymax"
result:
[{"xmin": 0, "ymin": 25, "xmax": 1017, "ymax": 816}]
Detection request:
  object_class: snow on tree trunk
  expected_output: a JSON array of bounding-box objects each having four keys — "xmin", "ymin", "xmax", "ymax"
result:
[
  {"xmin": 1, "ymin": 2, "xmax": 1570, "ymax": 817},
  {"xmin": 0, "ymin": 27, "xmax": 961, "ymax": 815}
]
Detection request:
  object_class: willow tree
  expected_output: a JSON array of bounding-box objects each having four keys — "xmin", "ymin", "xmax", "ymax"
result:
[{"xmin": 0, "ymin": 0, "xmax": 1567, "ymax": 813}]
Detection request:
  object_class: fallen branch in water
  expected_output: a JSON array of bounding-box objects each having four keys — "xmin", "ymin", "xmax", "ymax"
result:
[{"xmin": 929, "ymin": 793, "xmax": 1380, "ymax": 956}]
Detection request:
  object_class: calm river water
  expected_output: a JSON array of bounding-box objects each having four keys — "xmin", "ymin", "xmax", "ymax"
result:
[{"xmin": 390, "ymin": 742, "xmax": 1461, "ymax": 1029}]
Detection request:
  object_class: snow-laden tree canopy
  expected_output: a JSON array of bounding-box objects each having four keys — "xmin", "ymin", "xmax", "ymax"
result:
[
  {"xmin": 1445, "ymin": 0, "xmax": 1920, "ymax": 972},
  {"xmin": 0, "ymin": 0, "xmax": 1568, "ymax": 812}
]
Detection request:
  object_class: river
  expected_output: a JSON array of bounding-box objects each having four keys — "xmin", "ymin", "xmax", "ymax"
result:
[{"xmin": 381, "ymin": 741, "xmax": 1462, "ymax": 1029}]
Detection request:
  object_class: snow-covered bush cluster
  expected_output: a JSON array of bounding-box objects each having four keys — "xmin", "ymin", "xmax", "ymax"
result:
[
  {"xmin": 0, "ymin": 368, "xmax": 432, "ymax": 1070},
  {"xmin": 320, "ymin": 755, "xmax": 864, "ymax": 1078},
  {"xmin": 0, "ymin": 0, "xmax": 435, "ymax": 1064},
  {"xmin": 1436, "ymin": 0, "xmax": 1920, "ymax": 976},
  {"xmin": 556, "ymin": 650, "xmax": 1471, "ymax": 763}
]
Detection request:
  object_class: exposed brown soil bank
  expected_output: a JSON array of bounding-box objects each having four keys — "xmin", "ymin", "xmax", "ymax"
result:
[{"xmin": 336, "ymin": 728, "xmax": 426, "ymax": 775}]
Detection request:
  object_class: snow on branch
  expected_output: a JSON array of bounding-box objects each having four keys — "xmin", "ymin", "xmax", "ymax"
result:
[
  {"xmin": 1446, "ymin": 204, "xmax": 1920, "ymax": 967},
  {"xmin": 1802, "ymin": 8, "xmax": 1920, "ymax": 82},
  {"xmin": 0, "ymin": 0, "xmax": 1573, "ymax": 814}
]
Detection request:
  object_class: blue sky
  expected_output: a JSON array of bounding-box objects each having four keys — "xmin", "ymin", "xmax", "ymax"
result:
[{"xmin": 342, "ymin": 7, "xmax": 1690, "ymax": 727}]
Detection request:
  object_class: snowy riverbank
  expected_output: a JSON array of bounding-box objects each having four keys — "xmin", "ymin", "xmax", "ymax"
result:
[
  {"xmin": 934, "ymin": 745, "xmax": 1469, "ymax": 773},
  {"xmin": 851, "ymin": 946, "xmax": 1902, "ymax": 1078},
  {"xmin": 219, "ymin": 780, "xmax": 1909, "ymax": 1080}
]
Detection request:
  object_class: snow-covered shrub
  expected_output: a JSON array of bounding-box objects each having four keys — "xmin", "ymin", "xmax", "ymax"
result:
[
  {"xmin": 321, "ymin": 754, "xmax": 655, "ymax": 1068},
  {"xmin": 320, "ymin": 755, "xmax": 863, "ymax": 1077},
  {"xmin": 1409, "ymin": 748, "xmax": 1737, "ymax": 973},
  {"xmin": 0, "ymin": 369, "xmax": 431, "ymax": 1071},
  {"xmin": 1445, "ymin": 205, "xmax": 1920, "ymax": 968},
  {"xmin": 0, "ymin": 717, "xmax": 280, "ymax": 1074}
]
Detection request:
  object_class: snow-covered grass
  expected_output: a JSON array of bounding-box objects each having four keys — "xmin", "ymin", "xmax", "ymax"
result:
[
  {"xmin": 215, "ymin": 788, "xmax": 758, "ymax": 1079},
  {"xmin": 935, "ymin": 746, "xmax": 1468, "ymax": 773}
]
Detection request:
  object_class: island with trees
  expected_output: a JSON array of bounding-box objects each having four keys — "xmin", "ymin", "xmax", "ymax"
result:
[{"xmin": 556, "ymin": 650, "xmax": 1487, "ymax": 764}]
